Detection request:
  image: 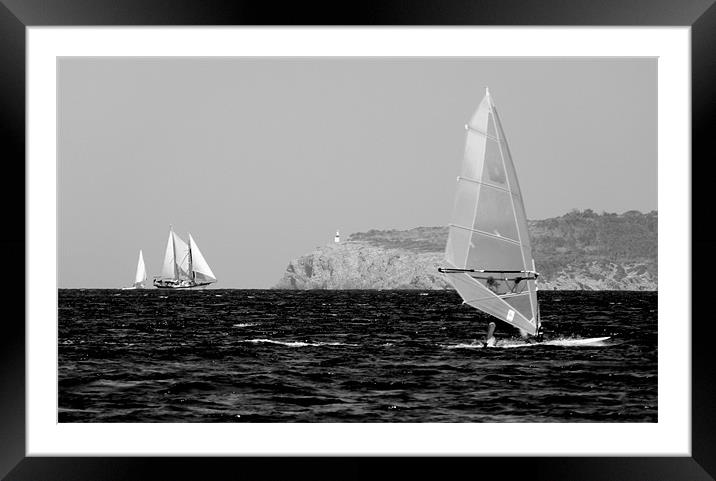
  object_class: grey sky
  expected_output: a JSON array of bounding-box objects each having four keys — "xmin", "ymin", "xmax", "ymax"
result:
[{"xmin": 58, "ymin": 57, "xmax": 656, "ymax": 288}]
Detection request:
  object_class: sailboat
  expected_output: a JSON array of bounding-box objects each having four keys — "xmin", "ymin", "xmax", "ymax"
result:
[
  {"xmin": 122, "ymin": 250, "xmax": 147, "ymax": 290},
  {"xmin": 153, "ymin": 226, "xmax": 217, "ymax": 288},
  {"xmin": 439, "ymin": 88, "xmax": 609, "ymax": 346}
]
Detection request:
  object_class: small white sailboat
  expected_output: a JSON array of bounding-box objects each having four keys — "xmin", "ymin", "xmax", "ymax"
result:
[
  {"xmin": 122, "ymin": 250, "xmax": 147, "ymax": 289},
  {"xmin": 439, "ymin": 88, "xmax": 609, "ymax": 346},
  {"xmin": 153, "ymin": 226, "xmax": 217, "ymax": 289}
]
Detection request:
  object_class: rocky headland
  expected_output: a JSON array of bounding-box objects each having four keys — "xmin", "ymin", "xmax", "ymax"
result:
[{"xmin": 275, "ymin": 210, "xmax": 657, "ymax": 291}]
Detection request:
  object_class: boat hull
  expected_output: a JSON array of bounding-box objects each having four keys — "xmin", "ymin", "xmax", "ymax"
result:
[{"xmin": 153, "ymin": 279, "xmax": 214, "ymax": 289}]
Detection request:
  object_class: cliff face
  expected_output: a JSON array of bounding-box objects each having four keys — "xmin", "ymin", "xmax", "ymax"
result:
[
  {"xmin": 277, "ymin": 244, "xmax": 450, "ymax": 290},
  {"xmin": 275, "ymin": 210, "xmax": 657, "ymax": 291}
]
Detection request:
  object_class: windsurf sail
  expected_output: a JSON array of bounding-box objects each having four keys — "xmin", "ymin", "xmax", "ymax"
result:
[{"xmin": 440, "ymin": 88, "xmax": 540, "ymax": 335}]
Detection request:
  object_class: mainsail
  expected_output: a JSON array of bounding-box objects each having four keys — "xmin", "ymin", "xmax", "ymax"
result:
[
  {"xmin": 440, "ymin": 88, "xmax": 540, "ymax": 335},
  {"xmin": 172, "ymin": 231, "xmax": 192, "ymax": 279},
  {"xmin": 134, "ymin": 250, "xmax": 147, "ymax": 288}
]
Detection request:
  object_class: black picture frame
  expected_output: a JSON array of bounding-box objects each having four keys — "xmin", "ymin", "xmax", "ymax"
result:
[{"xmin": 3, "ymin": 1, "xmax": 714, "ymax": 479}]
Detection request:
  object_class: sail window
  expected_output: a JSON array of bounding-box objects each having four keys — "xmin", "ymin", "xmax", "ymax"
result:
[
  {"xmin": 482, "ymin": 138, "xmax": 507, "ymax": 186},
  {"xmin": 487, "ymin": 109, "xmax": 499, "ymax": 138},
  {"xmin": 469, "ymin": 272, "xmax": 528, "ymax": 296},
  {"xmin": 473, "ymin": 187, "xmax": 519, "ymax": 241},
  {"xmin": 504, "ymin": 293, "xmax": 534, "ymax": 321},
  {"xmin": 466, "ymin": 234, "xmax": 524, "ymax": 272}
]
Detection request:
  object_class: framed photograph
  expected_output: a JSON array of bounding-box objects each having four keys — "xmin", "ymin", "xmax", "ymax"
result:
[{"xmin": 5, "ymin": 0, "xmax": 714, "ymax": 479}]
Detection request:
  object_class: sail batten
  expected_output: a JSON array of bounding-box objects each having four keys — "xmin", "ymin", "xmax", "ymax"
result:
[
  {"xmin": 448, "ymin": 223, "xmax": 521, "ymax": 245},
  {"xmin": 465, "ymin": 124, "xmax": 500, "ymax": 142},
  {"xmin": 463, "ymin": 291, "xmax": 533, "ymax": 304},
  {"xmin": 457, "ymin": 176, "xmax": 523, "ymax": 198},
  {"xmin": 442, "ymin": 89, "xmax": 540, "ymax": 335}
]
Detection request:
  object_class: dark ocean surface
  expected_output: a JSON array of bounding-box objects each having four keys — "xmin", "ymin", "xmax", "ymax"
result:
[{"xmin": 58, "ymin": 290, "xmax": 657, "ymax": 422}]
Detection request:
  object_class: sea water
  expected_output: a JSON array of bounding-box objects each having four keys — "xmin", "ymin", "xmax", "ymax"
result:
[{"xmin": 58, "ymin": 290, "xmax": 657, "ymax": 422}]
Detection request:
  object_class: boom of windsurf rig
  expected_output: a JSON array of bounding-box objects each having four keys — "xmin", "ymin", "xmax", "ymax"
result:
[{"xmin": 438, "ymin": 267, "xmax": 539, "ymax": 280}]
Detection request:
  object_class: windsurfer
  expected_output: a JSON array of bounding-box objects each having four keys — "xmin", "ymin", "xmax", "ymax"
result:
[{"xmin": 482, "ymin": 321, "xmax": 497, "ymax": 348}]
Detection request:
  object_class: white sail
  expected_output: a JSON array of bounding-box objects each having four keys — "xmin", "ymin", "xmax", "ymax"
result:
[
  {"xmin": 172, "ymin": 231, "xmax": 192, "ymax": 279},
  {"xmin": 160, "ymin": 230, "xmax": 176, "ymax": 279},
  {"xmin": 442, "ymin": 88, "xmax": 540, "ymax": 335},
  {"xmin": 188, "ymin": 233, "xmax": 216, "ymax": 283},
  {"xmin": 133, "ymin": 250, "xmax": 147, "ymax": 287}
]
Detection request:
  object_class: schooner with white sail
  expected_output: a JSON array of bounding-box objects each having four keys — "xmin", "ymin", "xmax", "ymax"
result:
[
  {"xmin": 153, "ymin": 226, "xmax": 217, "ymax": 288},
  {"xmin": 439, "ymin": 88, "xmax": 541, "ymax": 338}
]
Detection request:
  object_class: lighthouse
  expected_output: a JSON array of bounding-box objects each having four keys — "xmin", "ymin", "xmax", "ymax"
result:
[{"xmin": 334, "ymin": 230, "xmax": 340, "ymax": 243}]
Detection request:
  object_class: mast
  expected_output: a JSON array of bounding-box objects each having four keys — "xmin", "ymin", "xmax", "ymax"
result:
[
  {"xmin": 188, "ymin": 233, "xmax": 194, "ymax": 281},
  {"xmin": 170, "ymin": 225, "xmax": 179, "ymax": 279}
]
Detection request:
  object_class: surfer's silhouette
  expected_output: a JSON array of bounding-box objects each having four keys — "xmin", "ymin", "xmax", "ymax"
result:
[{"xmin": 482, "ymin": 321, "xmax": 497, "ymax": 348}]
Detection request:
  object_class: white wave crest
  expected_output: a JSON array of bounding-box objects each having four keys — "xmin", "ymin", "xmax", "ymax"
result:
[
  {"xmin": 444, "ymin": 336, "xmax": 611, "ymax": 350},
  {"xmin": 241, "ymin": 338, "xmax": 356, "ymax": 348},
  {"xmin": 445, "ymin": 342, "xmax": 483, "ymax": 349}
]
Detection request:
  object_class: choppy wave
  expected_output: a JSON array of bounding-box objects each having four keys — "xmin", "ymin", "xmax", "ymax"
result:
[
  {"xmin": 58, "ymin": 289, "xmax": 657, "ymax": 422},
  {"xmin": 241, "ymin": 338, "xmax": 356, "ymax": 348}
]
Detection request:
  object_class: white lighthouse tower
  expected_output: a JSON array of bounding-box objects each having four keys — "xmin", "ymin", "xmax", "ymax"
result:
[{"xmin": 334, "ymin": 230, "xmax": 340, "ymax": 243}]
